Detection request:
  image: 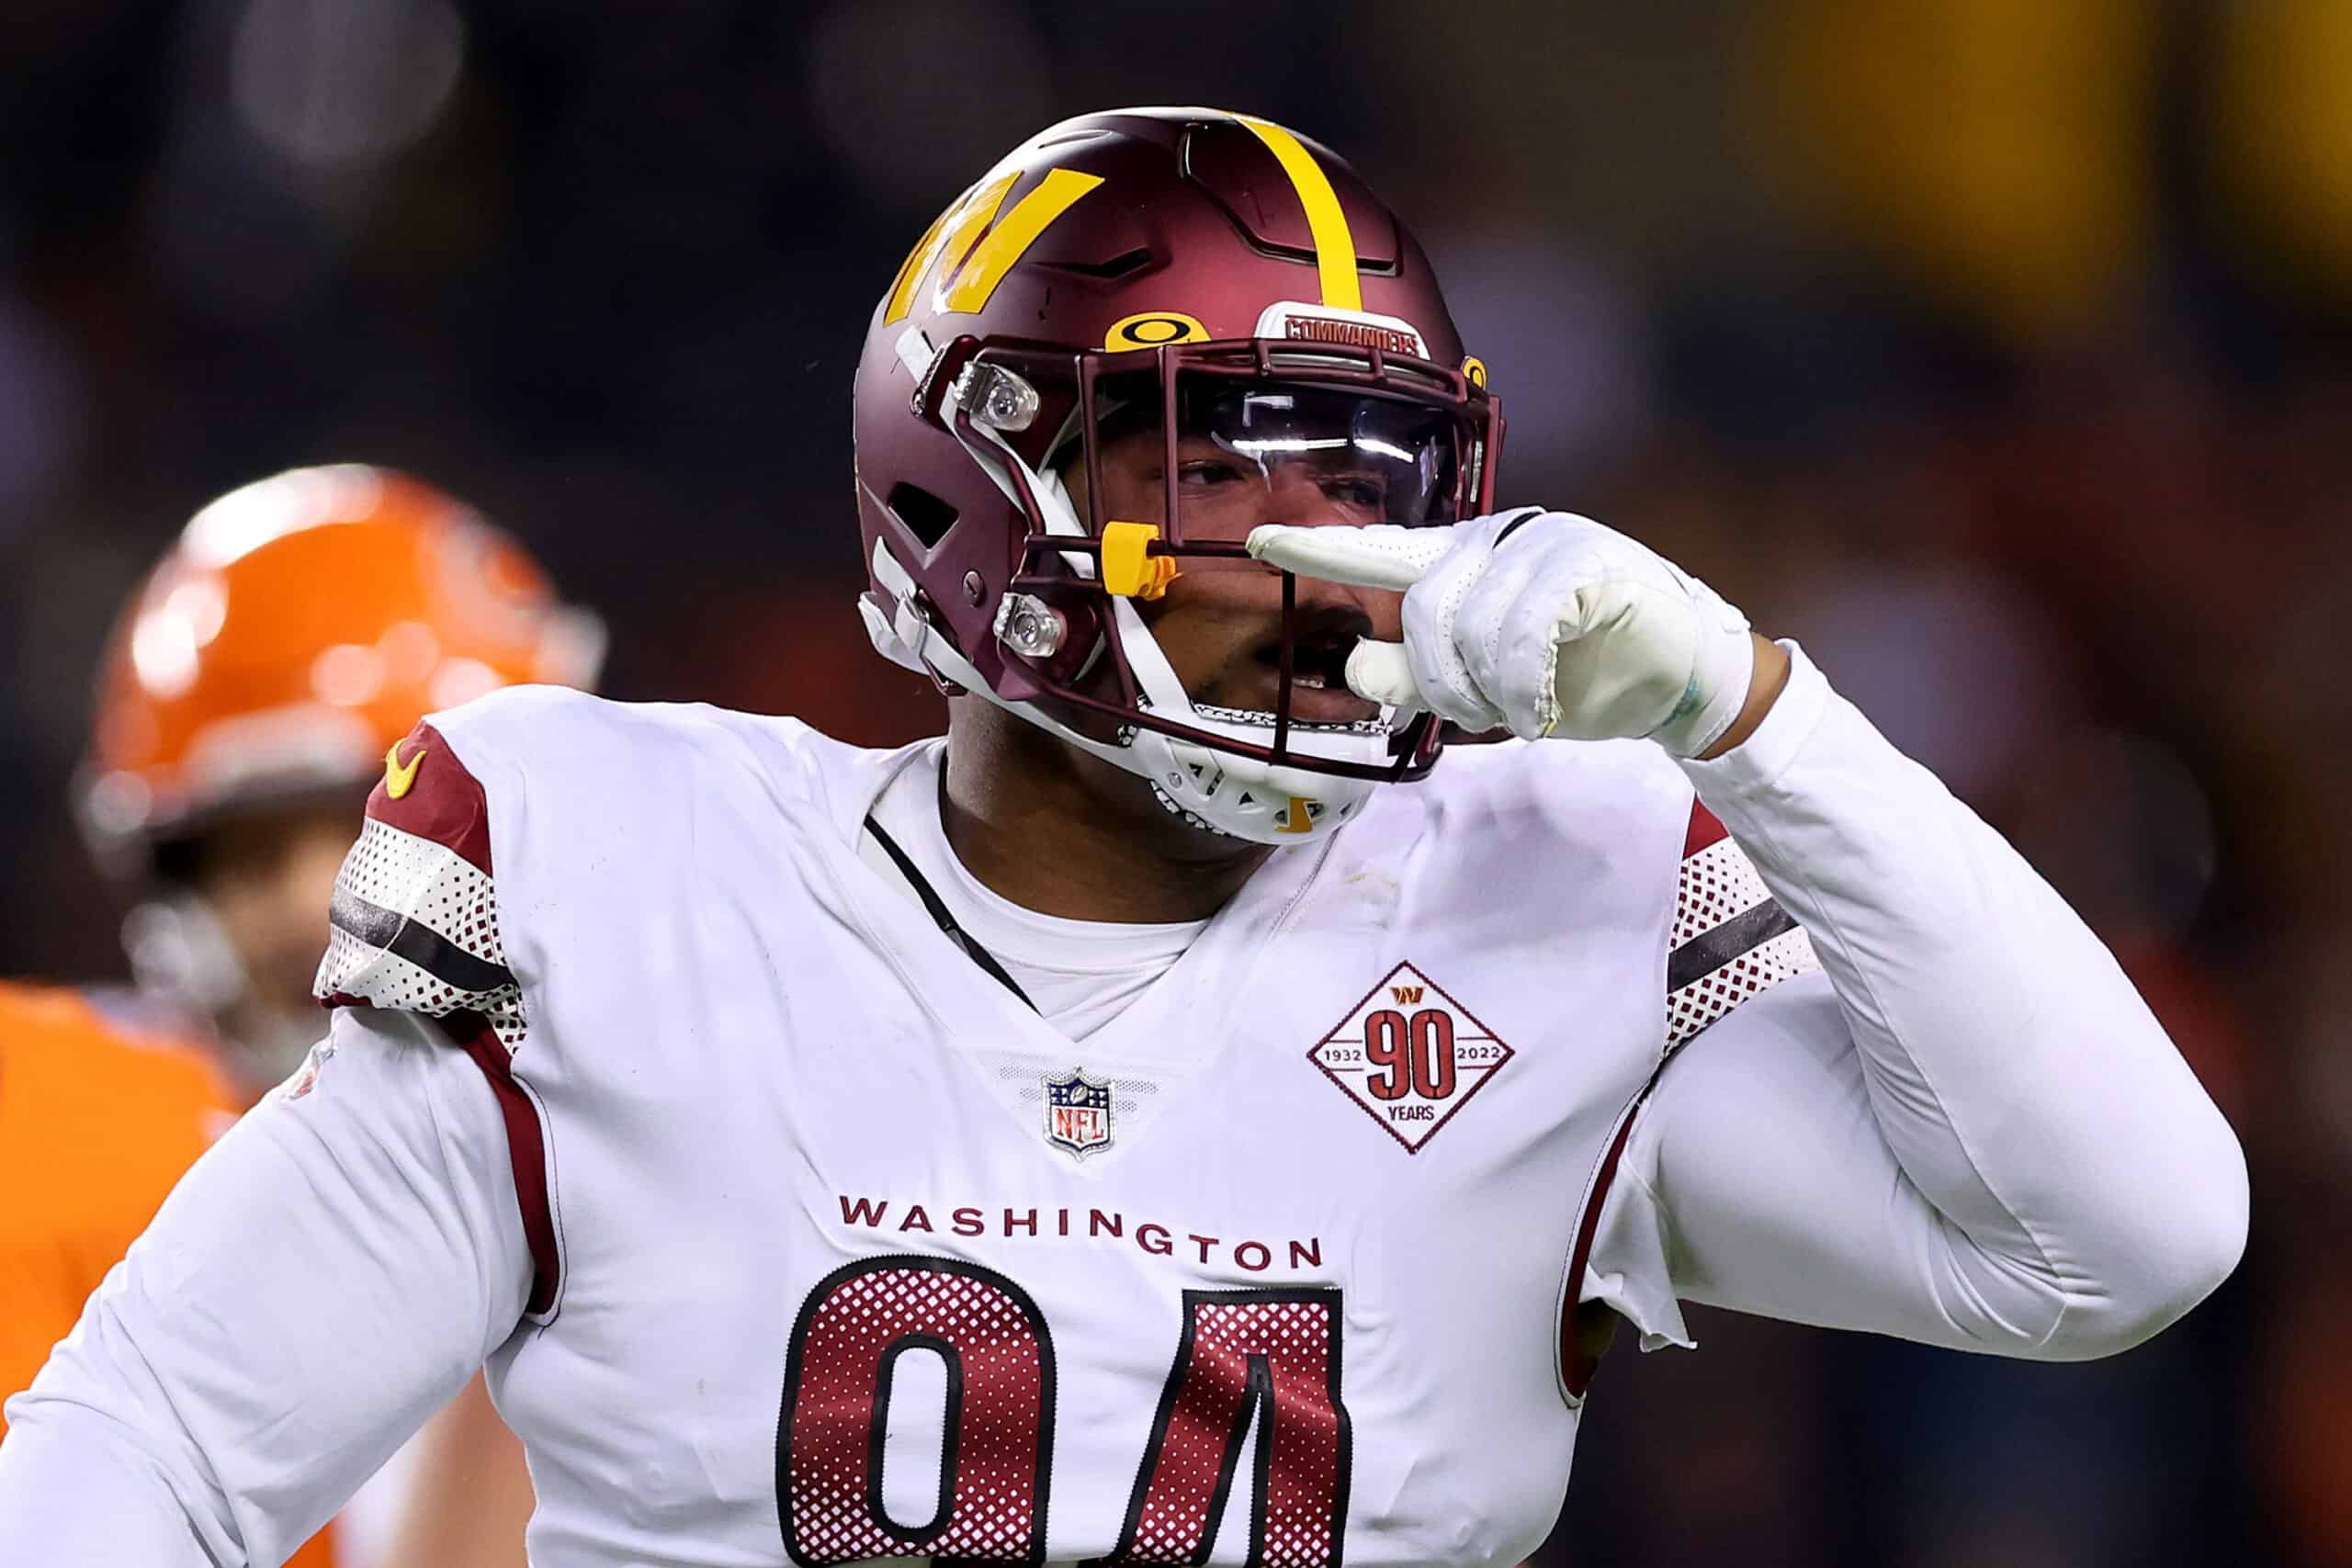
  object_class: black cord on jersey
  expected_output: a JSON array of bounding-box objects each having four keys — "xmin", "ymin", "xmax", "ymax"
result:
[{"xmin": 861, "ymin": 814, "xmax": 1038, "ymax": 1011}]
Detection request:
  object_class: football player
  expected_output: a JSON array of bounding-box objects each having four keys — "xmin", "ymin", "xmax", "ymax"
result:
[
  {"xmin": 0, "ymin": 112, "xmax": 2245, "ymax": 1568},
  {"xmin": 1, "ymin": 466, "xmax": 598, "ymax": 1564}
]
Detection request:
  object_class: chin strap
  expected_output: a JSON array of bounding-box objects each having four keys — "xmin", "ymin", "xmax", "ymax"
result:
[
  {"xmin": 864, "ymin": 537, "xmax": 1144, "ymax": 780},
  {"xmin": 947, "ymin": 411, "xmax": 1304, "ymax": 755}
]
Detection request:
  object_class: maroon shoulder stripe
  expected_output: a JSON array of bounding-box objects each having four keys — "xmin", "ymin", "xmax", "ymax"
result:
[
  {"xmin": 438, "ymin": 1010, "xmax": 560, "ymax": 1317},
  {"xmin": 1683, "ymin": 800, "xmax": 1728, "ymax": 858},
  {"xmin": 369, "ymin": 720, "xmax": 493, "ymax": 874},
  {"xmin": 1560, "ymin": 1067, "xmax": 1663, "ymax": 1399}
]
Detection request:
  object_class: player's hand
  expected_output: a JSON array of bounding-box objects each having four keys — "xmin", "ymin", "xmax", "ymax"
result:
[{"xmin": 1247, "ymin": 510, "xmax": 1757, "ymax": 757}]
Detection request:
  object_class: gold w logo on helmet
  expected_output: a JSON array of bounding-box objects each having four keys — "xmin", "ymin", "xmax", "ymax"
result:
[{"xmin": 883, "ymin": 168, "xmax": 1103, "ymax": 326}]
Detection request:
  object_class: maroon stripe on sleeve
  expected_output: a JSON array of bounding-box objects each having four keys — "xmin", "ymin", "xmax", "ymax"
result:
[
  {"xmin": 438, "ymin": 1011, "xmax": 559, "ymax": 1317},
  {"xmin": 368, "ymin": 721, "xmax": 494, "ymax": 874},
  {"xmin": 1683, "ymin": 800, "xmax": 1728, "ymax": 859},
  {"xmin": 1560, "ymin": 1066, "xmax": 1667, "ymax": 1398}
]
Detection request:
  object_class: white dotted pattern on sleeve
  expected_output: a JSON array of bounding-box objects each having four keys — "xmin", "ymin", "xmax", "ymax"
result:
[
  {"xmin": 1665, "ymin": 832, "xmax": 1819, "ymax": 1054},
  {"xmin": 314, "ymin": 817, "xmax": 529, "ymax": 1054}
]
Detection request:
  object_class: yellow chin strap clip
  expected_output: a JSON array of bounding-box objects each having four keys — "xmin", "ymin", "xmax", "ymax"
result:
[{"xmin": 1100, "ymin": 521, "xmax": 1181, "ymax": 600}]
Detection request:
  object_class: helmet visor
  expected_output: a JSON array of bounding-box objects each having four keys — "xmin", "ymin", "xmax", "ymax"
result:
[
  {"xmin": 1080, "ymin": 375, "xmax": 1466, "ymax": 547},
  {"xmin": 948, "ymin": 337, "xmax": 1490, "ymax": 787}
]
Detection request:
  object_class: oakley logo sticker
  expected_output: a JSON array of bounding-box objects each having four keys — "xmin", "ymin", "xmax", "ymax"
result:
[{"xmin": 1104, "ymin": 311, "xmax": 1211, "ymax": 351}]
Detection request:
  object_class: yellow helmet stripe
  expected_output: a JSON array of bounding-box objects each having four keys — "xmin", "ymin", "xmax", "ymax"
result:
[{"xmin": 1235, "ymin": 116, "xmax": 1363, "ymax": 312}]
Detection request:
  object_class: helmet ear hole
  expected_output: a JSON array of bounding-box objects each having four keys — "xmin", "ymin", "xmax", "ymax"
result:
[{"xmin": 887, "ymin": 483, "xmax": 961, "ymax": 550}]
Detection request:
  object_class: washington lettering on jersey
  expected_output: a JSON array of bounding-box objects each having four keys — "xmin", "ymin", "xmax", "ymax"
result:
[
  {"xmin": 310, "ymin": 691, "xmax": 1815, "ymax": 1568},
  {"xmin": 834, "ymin": 1193, "xmax": 1327, "ymax": 1274}
]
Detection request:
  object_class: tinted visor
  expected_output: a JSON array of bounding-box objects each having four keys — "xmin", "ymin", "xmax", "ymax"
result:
[{"xmin": 1081, "ymin": 377, "xmax": 1466, "ymax": 545}]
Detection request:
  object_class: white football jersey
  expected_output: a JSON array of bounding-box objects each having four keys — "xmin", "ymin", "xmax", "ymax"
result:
[
  {"xmin": 3, "ymin": 649, "xmax": 2245, "ymax": 1568},
  {"xmin": 311, "ymin": 686, "xmax": 1815, "ymax": 1568}
]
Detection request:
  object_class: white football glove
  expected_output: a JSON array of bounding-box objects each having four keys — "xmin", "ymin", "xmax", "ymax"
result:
[{"xmin": 1248, "ymin": 510, "xmax": 1756, "ymax": 757}]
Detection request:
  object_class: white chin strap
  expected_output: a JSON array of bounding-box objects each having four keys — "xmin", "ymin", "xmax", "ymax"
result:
[{"xmin": 859, "ymin": 421, "xmax": 1403, "ymax": 846}]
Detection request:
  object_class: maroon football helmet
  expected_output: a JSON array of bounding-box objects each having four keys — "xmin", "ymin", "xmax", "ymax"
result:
[{"xmin": 853, "ymin": 107, "xmax": 1500, "ymax": 843}]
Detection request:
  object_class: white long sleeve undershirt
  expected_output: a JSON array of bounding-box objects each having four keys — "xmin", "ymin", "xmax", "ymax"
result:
[{"xmin": 1584, "ymin": 644, "xmax": 2247, "ymax": 1360}]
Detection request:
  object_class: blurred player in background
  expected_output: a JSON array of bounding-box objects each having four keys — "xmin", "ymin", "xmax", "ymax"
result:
[{"xmin": 1, "ymin": 465, "xmax": 597, "ymax": 1566}]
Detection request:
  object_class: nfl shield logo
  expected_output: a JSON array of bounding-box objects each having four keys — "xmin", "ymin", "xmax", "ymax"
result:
[{"xmin": 1042, "ymin": 1068, "xmax": 1114, "ymax": 1158}]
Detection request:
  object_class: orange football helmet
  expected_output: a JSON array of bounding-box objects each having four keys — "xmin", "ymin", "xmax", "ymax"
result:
[{"xmin": 78, "ymin": 464, "xmax": 604, "ymax": 874}]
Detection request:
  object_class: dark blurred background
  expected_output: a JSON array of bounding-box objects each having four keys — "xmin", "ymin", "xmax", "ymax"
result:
[{"xmin": 2, "ymin": 1, "xmax": 2345, "ymax": 1563}]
